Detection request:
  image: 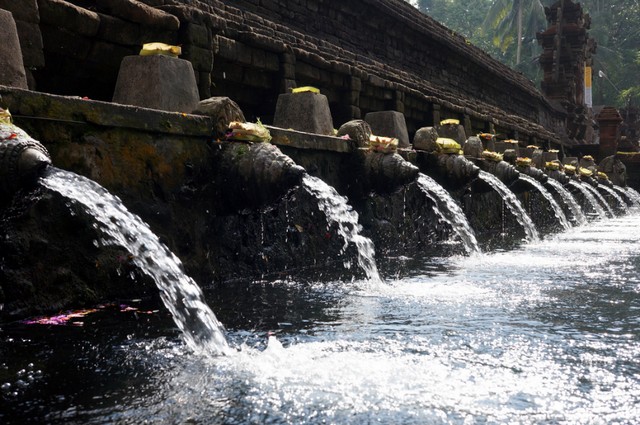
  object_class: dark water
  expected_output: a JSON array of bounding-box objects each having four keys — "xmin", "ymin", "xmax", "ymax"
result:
[{"xmin": 2, "ymin": 213, "xmax": 640, "ymax": 424}]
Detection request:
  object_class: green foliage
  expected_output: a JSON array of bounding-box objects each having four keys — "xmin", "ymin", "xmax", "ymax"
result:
[
  {"xmin": 582, "ymin": 0, "xmax": 640, "ymax": 107},
  {"xmin": 410, "ymin": 0, "xmax": 639, "ymax": 105}
]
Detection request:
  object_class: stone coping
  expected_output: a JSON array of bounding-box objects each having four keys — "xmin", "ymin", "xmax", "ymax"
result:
[
  {"xmin": 267, "ymin": 125, "xmax": 356, "ymax": 153},
  {"xmin": 0, "ymin": 86, "xmax": 213, "ymax": 137}
]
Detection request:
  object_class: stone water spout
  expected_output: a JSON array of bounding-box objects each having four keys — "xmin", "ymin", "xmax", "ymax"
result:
[
  {"xmin": 359, "ymin": 150, "xmax": 419, "ymax": 192},
  {"xmin": 467, "ymin": 149, "xmax": 520, "ymax": 186},
  {"xmin": 514, "ymin": 159, "xmax": 548, "ymax": 183},
  {"xmin": 412, "ymin": 127, "xmax": 479, "ymax": 189},
  {"xmin": 214, "ymin": 141, "xmax": 305, "ymax": 211},
  {"xmin": 0, "ymin": 110, "xmax": 51, "ymax": 197}
]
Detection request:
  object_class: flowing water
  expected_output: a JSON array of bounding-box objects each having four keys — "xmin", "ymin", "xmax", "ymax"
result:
[
  {"xmin": 3, "ymin": 207, "xmax": 640, "ymax": 424},
  {"xmin": 583, "ymin": 183, "xmax": 615, "ymax": 218},
  {"xmin": 3, "ymin": 168, "xmax": 640, "ymax": 424},
  {"xmin": 568, "ymin": 180, "xmax": 608, "ymax": 220},
  {"xmin": 302, "ymin": 174, "xmax": 382, "ymax": 284},
  {"xmin": 518, "ymin": 174, "xmax": 571, "ymax": 231},
  {"xmin": 40, "ymin": 168, "xmax": 231, "ymax": 357},
  {"xmin": 545, "ymin": 178, "xmax": 588, "ymax": 226},
  {"xmin": 626, "ymin": 186, "xmax": 640, "ymax": 205},
  {"xmin": 416, "ymin": 173, "xmax": 480, "ymax": 254},
  {"xmin": 478, "ymin": 171, "xmax": 539, "ymax": 242},
  {"xmin": 598, "ymin": 184, "xmax": 628, "ymax": 213}
]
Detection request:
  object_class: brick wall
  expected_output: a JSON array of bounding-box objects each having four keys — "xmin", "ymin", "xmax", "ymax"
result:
[{"xmin": 2, "ymin": 0, "xmax": 569, "ymax": 145}]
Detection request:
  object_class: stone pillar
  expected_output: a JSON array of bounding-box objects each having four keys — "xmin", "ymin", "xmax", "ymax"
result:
[
  {"xmin": 0, "ymin": 9, "xmax": 28, "ymax": 89},
  {"xmin": 273, "ymin": 92, "xmax": 334, "ymax": 135},
  {"xmin": 596, "ymin": 107, "xmax": 623, "ymax": 162},
  {"xmin": 112, "ymin": 55, "xmax": 200, "ymax": 113},
  {"xmin": 364, "ymin": 110, "xmax": 410, "ymax": 148}
]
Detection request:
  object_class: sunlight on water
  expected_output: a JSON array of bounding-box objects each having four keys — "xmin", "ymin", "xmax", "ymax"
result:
[
  {"xmin": 71, "ymin": 212, "xmax": 639, "ymax": 425},
  {"xmin": 4, "ymin": 173, "xmax": 640, "ymax": 424}
]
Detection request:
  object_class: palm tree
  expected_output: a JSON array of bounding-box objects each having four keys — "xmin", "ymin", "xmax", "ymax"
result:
[{"xmin": 482, "ymin": 0, "xmax": 547, "ymax": 65}]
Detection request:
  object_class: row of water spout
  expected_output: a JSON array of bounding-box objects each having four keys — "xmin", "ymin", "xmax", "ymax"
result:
[{"xmin": 6, "ymin": 107, "xmax": 640, "ymax": 358}]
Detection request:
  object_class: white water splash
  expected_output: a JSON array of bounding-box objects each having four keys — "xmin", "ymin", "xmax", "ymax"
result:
[
  {"xmin": 598, "ymin": 184, "xmax": 628, "ymax": 213},
  {"xmin": 582, "ymin": 183, "xmax": 614, "ymax": 217},
  {"xmin": 42, "ymin": 168, "xmax": 231, "ymax": 356},
  {"xmin": 478, "ymin": 171, "xmax": 539, "ymax": 242},
  {"xmin": 625, "ymin": 187, "xmax": 640, "ymax": 206},
  {"xmin": 519, "ymin": 174, "xmax": 571, "ymax": 231},
  {"xmin": 568, "ymin": 181, "xmax": 607, "ymax": 220},
  {"xmin": 545, "ymin": 178, "xmax": 587, "ymax": 226},
  {"xmin": 416, "ymin": 173, "xmax": 480, "ymax": 254},
  {"xmin": 302, "ymin": 174, "xmax": 382, "ymax": 284}
]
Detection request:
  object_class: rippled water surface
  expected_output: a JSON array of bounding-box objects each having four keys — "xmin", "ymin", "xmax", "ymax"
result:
[{"xmin": 2, "ymin": 213, "xmax": 640, "ymax": 424}]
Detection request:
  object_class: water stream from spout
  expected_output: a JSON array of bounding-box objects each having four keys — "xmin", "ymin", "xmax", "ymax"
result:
[
  {"xmin": 567, "ymin": 180, "xmax": 607, "ymax": 220},
  {"xmin": 478, "ymin": 171, "xmax": 539, "ymax": 242},
  {"xmin": 518, "ymin": 174, "xmax": 571, "ymax": 231},
  {"xmin": 625, "ymin": 186, "xmax": 640, "ymax": 206},
  {"xmin": 416, "ymin": 173, "xmax": 480, "ymax": 254},
  {"xmin": 301, "ymin": 174, "xmax": 382, "ymax": 284},
  {"xmin": 598, "ymin": 184, "xmax": 628, "ymax": 213},
  {"xmin": 582, "ymin": 183, "xmax": 615, "ymax": 217},
  {"xmin": 545, "ymin": 178, "xmax": 587, "ymax": 226},
  {"xmin": 41, "ymin": 168, "xmax": 231, "ymax": 357}
]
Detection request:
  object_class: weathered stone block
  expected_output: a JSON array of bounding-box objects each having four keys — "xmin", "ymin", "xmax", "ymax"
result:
[
  {"xmin": 97, "ymin": 13, "xmax": 140, "ymax": 46},
  {"xmin": 412, "ymin": 127, "xmax": 438, "ymax": 152},
  {"xmin": 216, "ymin": 36, "xmax": 236, "ymax": 61},
  {"xmin": 242, "ymin": 68, "xmax": 272, "ymax": 88},
  {"xmin": 192, "ymin": 96, "xmax": 245, "ymax": 137},
  {"xmin": 264, "ymin": 52, "xmax": 279, "ymax": 72},
  {"xmin": 251, "ymin": 48, "xmax": 266, "ymax": 69},
  {"xmin": 365, "ymin": 111, "xmax": 410, "ymax": 148},
  {"xmin": 463, "ymin": 136, "xmax": 483, "ymax": 158},
  {"xmin": 273, "ymin": 92, "xmax": 334, "ymax": 135},
  {"xmin": 97, "ymin": 0, "xmax": 179, "ymax": 31},
  {"xmin": 14, "ymin": 20, "xmax": 45, "ymax": 68},
  {"xmin": 38, "ymin": 0, "xmax": 100, "ymax": 37},
  {"xmin": 157, "ymin": 4, "xmax": 224, "ymax": 30},
  {"xmin": 337, "ymin": 120, "xmax": 371, "ymax": 148},
  {"xmin": 0, "ymin": 0, "xmax": 39, "ymax": 22},
  {"xmin": 0, "ymin": 9, "xmax": 27, "ymax": 88},
  {"xmin": 436, "ymin": 122, "xmax": 467, "ymax": 145},
  {"xmin": 87, "ymin": 41, "xmax": 137, "ymax": 72},
  {"xmin": 181, "ymin": 22, "xmax": 210, "ymax": 47},
  {"xmin": 197, "ymin": 71, "xmax": 211, "ymax": 99},
  {"xmin": 296, "ymin": 61, "xmax": 320, "ymax": 81},
  {"xmin": 112, "ymin": 55, "xmax": 200, "ymax": 113},
  {"xmin": 183, "ymin": 45, "xmax": 213, "ymax": 72},
  {"xmin": 235, "ymin": 41, "xmax": 253, "ymax": 65},
  {"xmin": 281, "ymin": 62, "xmax": 296, "ymax": 79}
]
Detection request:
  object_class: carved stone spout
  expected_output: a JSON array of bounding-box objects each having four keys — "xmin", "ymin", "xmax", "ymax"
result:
[
  {"xmin": 215, "ymin": 141, "xmax": 305, "ymax": 210},
  {"xmin": 0, "ymin": 118, "xmax": 51, "ymax": 196}
]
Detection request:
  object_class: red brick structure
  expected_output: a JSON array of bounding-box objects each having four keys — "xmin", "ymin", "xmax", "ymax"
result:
[{"xmin": 596, "ymin": 106, "xmax": 623, "ymax": 161}]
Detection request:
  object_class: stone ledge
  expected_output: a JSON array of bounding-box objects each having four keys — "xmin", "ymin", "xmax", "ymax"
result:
[
  {"xmin": 0, "ymin": 86, "xmax": 213, "ymax": 136},
  {"xmin": 267, "ymin": 125, "xmax": 356, "ymax": 153}
]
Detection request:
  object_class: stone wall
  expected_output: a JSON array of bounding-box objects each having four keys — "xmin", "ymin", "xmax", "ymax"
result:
[{"xmin": 2, "ymin": 0, "xmax": 570, "ymax": 147}]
